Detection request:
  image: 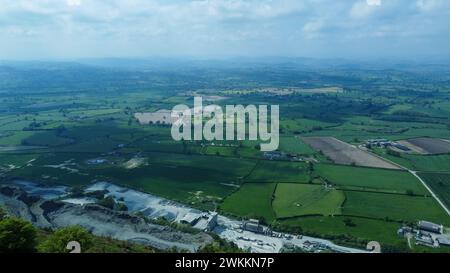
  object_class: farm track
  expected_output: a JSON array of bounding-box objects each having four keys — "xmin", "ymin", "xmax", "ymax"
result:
[
  {"xmin": 364, "ymin": 147, "xmax": 450, "ymax": 217},
  {"xmin": 409, "ymin": 170, "xmax": 450, "ymax": 217}
]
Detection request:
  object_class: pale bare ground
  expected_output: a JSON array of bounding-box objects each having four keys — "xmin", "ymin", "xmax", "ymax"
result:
[
  {"xmin": 185, "ymin": 91, "xmax": 230, "ymax": 102},
  {"xmin": 222, "ymin": 86, "xmax": 343, "ymax": 96},
  {"xmin": 302, "ymin": 136, "xmax": 400, "ymax": 169},
  {"xmin": 398, "ymin": 140, "xmax": 428, "ymax": 154},
  {"xmin": 123, "ymin": 157, "xmax": 146, "ymax": 169},
  {"xmin": 135, "ymin": 106, "xmax": 247, "ymax": 126},
  {"xmin": 296, "ymin": 87, "xmax": 343, "ymax": 94},
  {"xmin": 134, "ymin": 109, "xmax": 174, "ymax": 125},
  {"xmin": 400, "ymin": 137, "xmax": 450, "ymax": 155}
]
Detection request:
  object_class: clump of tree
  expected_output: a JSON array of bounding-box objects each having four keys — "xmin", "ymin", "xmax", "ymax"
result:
[
  {"xmin": 0, "ymin": 206, "xmax": 6, "ymax": 220},
  {"xmin": 387, "ymin": 149, "xmax": 401, "ymax": 157},
  {"xmin": 96, "ymin": 196, "xmax": 128, "ymax": 211},
  {"xmin": 0, "ymin": 215, "xmax": 154, "ymax": 253},
  {"xmin": 343, "ymin": 218, "xmax": 356, "ymax": 227},
  {"xmin": 55, "ymin": 125, "xmax": 67, "ymax": 135},
  {"xmin": 97, "ymin": 196, "xmax": 116, "ymax": 210},
  {"xmin": 0, "ymin": 217, "xmax": 37, "ymax": 253},
  {"xmin": 116, "ymin": 202, "xmax": 128, "ymax": 212},
  {"xmin": 38, "ymin": 226, "xmax": 93, "ymax": 253}
]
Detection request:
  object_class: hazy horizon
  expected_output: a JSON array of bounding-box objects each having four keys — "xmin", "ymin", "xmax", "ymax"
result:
[{"xmin": 1, "ymin": 0, "xmax": 450, "ymax": 60}]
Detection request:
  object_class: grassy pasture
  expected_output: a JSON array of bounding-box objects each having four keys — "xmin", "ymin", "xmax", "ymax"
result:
[
  {"xmin": 315, "ymin": 164, "xmax": 427, "ymax": 195},
  {"xmin": 0, "ymin": 153, "xmax": 38, "ymax": 169},
  {"xmin": 245, "ymin": 161, "xmax": 310, "ymax": 183},
  {"xmin": 220, "ymin": 183, "xmax": 276, "ymax": 222},
  {"xmin": 376, "ymin": 152, "xmax": 450, "ymax": 172},
  {"xmin": 405, "ymin": 154, "xmax": 450, "ymax": 172},
  {"xmin": 279, "ymin": 216, "xmax": 405, "ymax": 247},
  {"xmin": 343, "ymin": 191, "xmax": 450, "ymax": 224},
  {"xmin": 0, "ymin": 131, "xmax": 35, "ymax": 146},
  {"xmin": 88, "ymin": 163, "xmax": 239, "ymax": 205},
  {"xmin": 5, "ymin": 151, "xmax": 256, "ymax": 206},
  {"xmin": 273, "ymin": 183, "xmax": 344, "ymax": 218},
  {"xmin": 278, "ymin": 136, "xmax": 316, "ymax": 155},
  {"xmin": 418, "ymin": 172, "xmax": 450, "ymax": 209},
  {"xmin": 142, "ymin": 152, "xmax": 257, "ymax": 179},
  {"xmin": 23, "ymin": 131, "xmax": 73, "ymax": 147}
]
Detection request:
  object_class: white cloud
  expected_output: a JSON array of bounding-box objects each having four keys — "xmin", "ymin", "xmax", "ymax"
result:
[
  {"xmin": 302, "ymin": 20, "xmax": 325, "ymax": 39},
  {"xmin": 350, "ymin": 0, "xmax": 381, "ymax": 18},
  {"xmin": 367, "ymin": 0, "xmax": 381, "ymax": 6},
  {"xmin": 416, "ymin": 0, "xmax": 443, "ymax": 12},
  {"xmin": 66, "ymin": 0, "xmax": 81, "ymax": 7},
  {"xmin": 0, "ymin": 0, "xmax": 449, "ymax": 59}
]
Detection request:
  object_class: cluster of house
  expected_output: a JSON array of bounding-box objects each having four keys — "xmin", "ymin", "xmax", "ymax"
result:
[
  {"xmin": 366, "ymin": 139, "xmax": 410, "ymax": 151},
  {"xmin": 398, "ymin": 220, "xmax": 450, "ymax": 248}
]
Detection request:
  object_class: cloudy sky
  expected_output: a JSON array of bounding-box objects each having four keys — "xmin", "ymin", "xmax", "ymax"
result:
[{"xmin": 0, "ymin": 0, "xmax": 449, "ymax": 60}]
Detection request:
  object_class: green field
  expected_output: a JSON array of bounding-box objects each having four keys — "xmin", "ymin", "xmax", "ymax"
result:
[
  {"xmin": 278, "ymin": 136, "xmax": 316, "ymax": 155},
  {"xmin": 2, "ymin": 61, "xmax": 450, "ymax": 252},
  {"xmin": 343, "ymin": 191, "xmax": 450, "ymax": 224},
  {"xmin": 404, "ymin": 154, "xmax": 450, "ymax": 172},
  {"xmin": 418, "ymin": 172, "xmax": 450, "ymax": 209},
  {"xmin": 315, "ymin": 164, "xmax": 428, "ymax": 195},
  {"xmin": 273, "ymin": 183, "xmax": 345, "ymax": 218},
  {"xmin": 279, "ymin": 216, "xmax": 406, "ymax": 247},
  {"xmin": 375, "ymin": 149, "xmax": 450, "ymax": 172},
  {"xmin": 245, "ymin": 161, "xmax": 310, "ymax": 183},
  {"xmin": 220, "ymin": 183, "xmax": 276, "ymax": 222},
  {"xmin": 3, "ymin": 151, "xmax": 257, "ymax": 209}
]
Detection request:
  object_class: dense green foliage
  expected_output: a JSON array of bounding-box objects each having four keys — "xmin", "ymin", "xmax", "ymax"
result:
[
  {"xmin": 38, "ymin": 226, "xmax": 93, "ymax": 253},
  {"xmin": 0, "ymin": 217, "xmax": 37, "ymax": 253}
]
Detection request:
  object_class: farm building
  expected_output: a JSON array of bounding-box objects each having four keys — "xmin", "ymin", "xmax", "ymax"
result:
[
  {"xmin": 437, "ymin": 237, "xmax": 450, "ymax": 247},
  {"xmin": 367, "ymin": 139, "xmax": 391, "ymax": 147},
  {"xmin": 415, "ymin": 233, "xmax": 434, "ymax": 246},
  {"xmin": 263, "ymin": 151, "xmax": 285, "ymax": 160},
  {"xmin": 397, "ymin": 226, "xmax": 413, "ymax": 237},
  {"xmin": 418, "ymin": 221, "xmax": 443, "ymax": 234},
  {"xmin": 391, "ymin": 143, "xmax": 410, "ymax": 151}
]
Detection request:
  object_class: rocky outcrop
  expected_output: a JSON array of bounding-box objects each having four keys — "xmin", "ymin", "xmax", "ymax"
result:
[{"xmin": 0, "ymin": 185, "xmax": 213, "ymax": 252}]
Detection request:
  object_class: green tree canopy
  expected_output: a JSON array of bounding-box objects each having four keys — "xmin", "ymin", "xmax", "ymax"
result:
[
  {"xmin": 0, "ymin": 206, "xmax": 6, "ymax": 220},
  {"xmin": 0, "ymin": 217, "xmax": 37, "ymax": 253},
  {"xmin": 38, "ymin": 226, "xmax": 93, "ymax": 253}
]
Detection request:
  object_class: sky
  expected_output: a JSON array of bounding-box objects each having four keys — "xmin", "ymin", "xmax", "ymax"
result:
[{"xmin": 0, "ymin": 0, "xmax": 449, "ymax": 60}]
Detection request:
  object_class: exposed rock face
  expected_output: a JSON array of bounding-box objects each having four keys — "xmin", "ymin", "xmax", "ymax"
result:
[
  {"xmin": 0, "ymin": 186, "xmax": 36, "ymax": 222},
  {"xmin": 0, "ymin": 185, "xmax": 212, "ymax": 252}
]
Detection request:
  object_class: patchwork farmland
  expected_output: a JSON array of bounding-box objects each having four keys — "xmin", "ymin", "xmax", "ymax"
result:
[{"xmin": 2, "ymin": 59, "xmax": 450, "ymax": 253}]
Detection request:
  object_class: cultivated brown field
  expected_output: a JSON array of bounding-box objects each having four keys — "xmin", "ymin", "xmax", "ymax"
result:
[
  {"xmin": 302, "ymin": 136, "xmax": 400, "ymax": 169},
  {"xmin": 400, "ymin": 137, "xmax": 450, "ymax": 155}
]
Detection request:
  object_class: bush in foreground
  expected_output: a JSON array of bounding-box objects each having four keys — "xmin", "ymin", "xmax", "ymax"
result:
[
  {"xmin": 38, "ymin": 226, "xmax": 93, "ymax": 253},
  {"xmin": 0, "ymin": 217, "xmax": 37, "ymax": 253}
]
